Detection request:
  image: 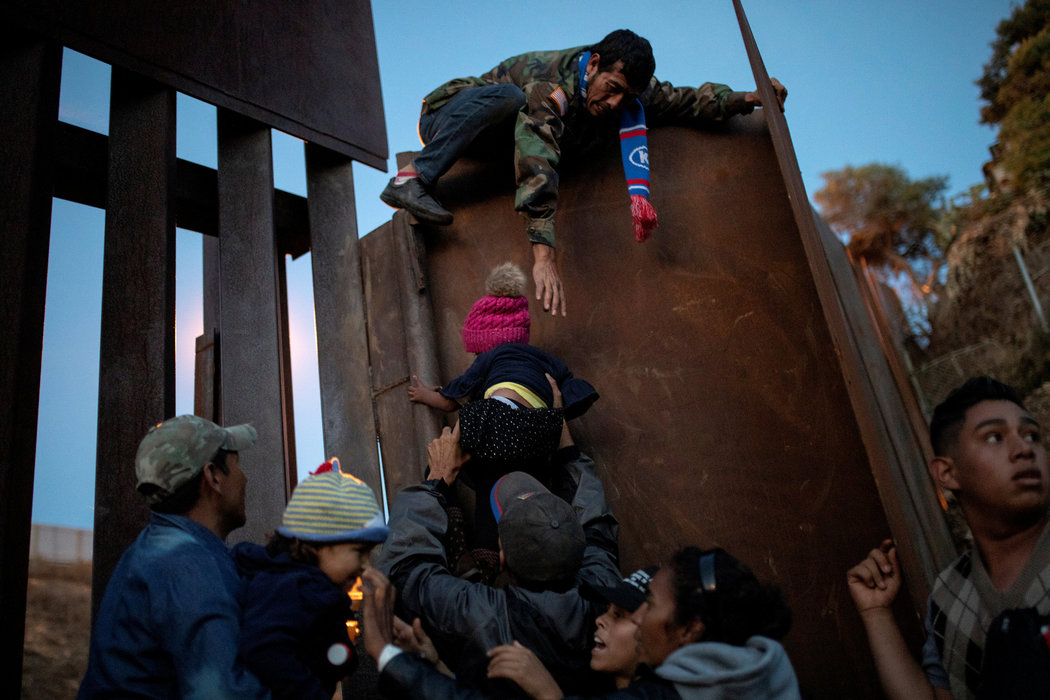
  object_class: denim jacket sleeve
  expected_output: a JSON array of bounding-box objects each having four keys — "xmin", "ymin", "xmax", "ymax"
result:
[{"xmin": 156, "ymin": 546, "xmax": 272, "ymax": 699}]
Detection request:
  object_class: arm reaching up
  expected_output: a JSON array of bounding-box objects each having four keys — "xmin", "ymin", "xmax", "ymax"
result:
[
  {"xmin": 408, "ymin": 376, "xmax": 459, "ymax": 412},
  {"xmin": 426, "ymin": 422, "xmax": 470, "ymax": 486},
  {"xmin": 487, "ymin": 642, "xmax": 563, "ymax": 700},
  {"xmin": 846, "ymin": 540, "xmax": 946, "ymax": 700}
]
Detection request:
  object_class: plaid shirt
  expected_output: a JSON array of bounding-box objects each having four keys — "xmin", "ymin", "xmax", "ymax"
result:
[{"xmin": 923, "ymin": 520, "xmax": 1050, "ymax": 699}]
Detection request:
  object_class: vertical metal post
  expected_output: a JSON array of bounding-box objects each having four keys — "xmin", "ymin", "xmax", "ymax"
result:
[
  {"xmin": 0, "ymin": 33, "xmax": 61, "ymax": 696},
  {"xmin": 304, "ymin": 144, "xmax": 383, "ymax": 494},
  {"xmin": 1013, "ymin": 244, "xmax": 1048, "ymax": 333},
  {"xmin": 92, "ymin": 67, "xmax": 178, "ymax": 615},
  {"xmin": 216, "ymin": 109, "xmax": 292, "ymax": 544}
]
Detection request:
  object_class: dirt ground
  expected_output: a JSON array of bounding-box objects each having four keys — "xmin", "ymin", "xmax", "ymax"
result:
[
  {"xmin": 21, "ymin": 562, "xmax": 93, "ymax": 699},
  {"xmin": 20, "ymin": 561, "xmax": 366, "ymax": 699}
]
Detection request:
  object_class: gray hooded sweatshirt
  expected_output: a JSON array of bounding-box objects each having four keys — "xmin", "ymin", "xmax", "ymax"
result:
[{"xmin": 654, "ymin": 636, "xmax": 801, "ymax": 699}]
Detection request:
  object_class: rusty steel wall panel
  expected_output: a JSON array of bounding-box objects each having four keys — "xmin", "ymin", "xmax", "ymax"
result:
[
  {"xmin": 0, "ymin": 32, "xmax": 61, "ymax": 696},
  {"xmin": 392, "ymin": 215, "xmax": 445, "ymax": 470},
  {"xmin": 91, "ymin": 68, "xmax": 178, "ymax": 614},
  {"xmin": 2, "ymin": 0, "xmax": 387, "ymax": 169},
  {"xmin": 361, "ymin": 224, "xmax": 429, "ymax": 500},
  {"xmin": 815, "ymin": 215, "xmax": 956, "ymax": 611},
  {"xmin": 731, "ymin": 0, "xmax": 952, "ymax": 608},
  {"xmin": 396, "ymin": 119, "xmax": 924, "ymax": 696}
]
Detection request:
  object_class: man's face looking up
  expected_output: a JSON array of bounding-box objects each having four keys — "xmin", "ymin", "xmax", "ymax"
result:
[{"xmin": 584, "ymin": 54, "xmax": 639, "ymax": 118}]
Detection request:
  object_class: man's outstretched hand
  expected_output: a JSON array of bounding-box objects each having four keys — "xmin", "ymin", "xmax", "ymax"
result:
[
  {"xmin": 745, "ymin": 77, "xmax": 788, "ymax": 111},
  {"xmin": 532, "ymin": 243, "xmax": 566, "ymax": 317}
]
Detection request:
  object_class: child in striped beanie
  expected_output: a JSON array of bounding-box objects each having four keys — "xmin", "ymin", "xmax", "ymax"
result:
[{"xmin": 234, "ymin": 458, "xmax": 388, "ymax": 700}]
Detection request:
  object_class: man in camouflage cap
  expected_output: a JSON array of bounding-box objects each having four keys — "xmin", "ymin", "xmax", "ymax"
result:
[
  {"xmin": 78, "ymin": 415, "xmax": 270, "ymax": 699},
  {"xmin": 381, "ymin": 28, "xmax": 786, "ymax": 318}
]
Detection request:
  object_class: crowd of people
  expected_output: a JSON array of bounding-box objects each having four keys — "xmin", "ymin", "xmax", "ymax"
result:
[
  {"xmin": 75, "ymin": 370, "xmax": 1050, "ymax": 699},
  {"xmin": 75, "ymin": 26, "xmax": 1050, "ymax": 700}
]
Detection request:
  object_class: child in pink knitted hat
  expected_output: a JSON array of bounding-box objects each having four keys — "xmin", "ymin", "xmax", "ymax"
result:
[
  {"xmin": 408, "ymin": 262, "xmax": 598, "ymax": 421},
  {"xmin": 408, "ymin": 262, "xmax": 598, "ymax": 578}
]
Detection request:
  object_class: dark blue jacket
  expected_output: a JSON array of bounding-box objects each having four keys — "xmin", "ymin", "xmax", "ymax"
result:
[
  {"xmin": 234, "ymin": 543, "xmax": 356, "ymax": 700},
  {"xmin": 77, "ymin": 513, "xmax": 269, "ymax": 699},
  {"xmin": 440, "ymin": 343, "xmax": 598, "ymax": 419}
]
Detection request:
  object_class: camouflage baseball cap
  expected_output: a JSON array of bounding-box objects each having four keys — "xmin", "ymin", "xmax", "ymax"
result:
[{"xmin": 135, "ymin": 415, "xmax": 257, "ymax": 504}]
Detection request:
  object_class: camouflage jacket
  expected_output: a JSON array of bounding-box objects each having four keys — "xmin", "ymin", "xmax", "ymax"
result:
[{"xmin": 421, "ymin": 46, "xmax": 753, "ymax": 247}]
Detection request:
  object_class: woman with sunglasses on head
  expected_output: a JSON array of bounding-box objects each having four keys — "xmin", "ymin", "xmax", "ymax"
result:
[
  {"xmin": 490, "ymin": 547, "xmax": 801, "ymax": 699},
  {"xmin": 625, "ymin": 547, "xmax": 800, "ymax": 699}
]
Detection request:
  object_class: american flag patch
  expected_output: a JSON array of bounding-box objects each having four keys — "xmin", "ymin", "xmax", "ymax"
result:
[{"xmin": 550, "ymin": 87, "xmax": 568, "ymax": 116}]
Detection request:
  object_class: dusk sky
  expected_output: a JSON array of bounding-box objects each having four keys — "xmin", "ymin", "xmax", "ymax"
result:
[{"xmin": 35, "ymin": 1, "xmax": 1016, "ymax": 529}]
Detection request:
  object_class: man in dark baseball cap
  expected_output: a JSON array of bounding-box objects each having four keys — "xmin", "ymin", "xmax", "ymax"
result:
[
  {"xmin": 376, "ymin": 413, "xmax": 622, "ymax": 696},
  {"xmin": 490, "ymin": 470, "xmax": 586, "ymax": 588},
  {"xmin": 79, "ymin": 415, "xmax": 269, "ymax": 699}
]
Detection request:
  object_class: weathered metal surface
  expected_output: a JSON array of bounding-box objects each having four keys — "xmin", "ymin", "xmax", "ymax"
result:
[
  {"xmin": 276, "ymin": 253, "xmax": 298, "ymax": 495},
  {"xmin": 0, "ymin": 32, "xmax": 61, "ymax": 697},
  {"xmin": 52, "ymin": 122, "xmax": 311, "ymax": 255},
  {"xmin": 362, "ymin": 221, "xmax": 429, "ymax": 499},
  {"xmin": 393, "ymin": 213, "xmax": 446, "ymax": 469},
  {"xmin": 1, "ymin": 0, "xmax": 388, "ymax": 169},
  {"xmin": 304, "ymin": 144, "xmax": 383, "ymax": 495},
  {"xmin": 216, "ymin": 109, "xmax": 292, "ymax": 543},
  {"xmin": 389, "ymin": 116, "xmax": 925, "ymax": 696},
  {"xmin": 816, "ymin": 215, "xmax": 956, "ymax": 608},
  {"xmin": 732, "ymin": 0, "xmax": 953, "ymax": 604},
  {"xmin": 92, "ymin": 68, "xmax": 178, "ymax": 615},
  {"xmin": 199, "ymin": 236, "xmax": 223, "ymax": 426},
  {"xmin": 194, "ymin": 331, "xmax": 218, "ymax": 422},
  {"xmin": 856, "ymin": 257, "xmax": 935, "ymax": 437}
]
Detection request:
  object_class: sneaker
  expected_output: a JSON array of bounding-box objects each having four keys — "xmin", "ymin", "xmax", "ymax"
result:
[{"xmin": 380, "ymin": 176, "xmax": 453, "ymax": 225}]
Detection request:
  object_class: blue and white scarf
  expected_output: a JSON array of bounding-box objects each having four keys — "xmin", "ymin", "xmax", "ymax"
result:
[{"xmin": 579, "ymin": 51, "xmax": 658, "ymax": 241}]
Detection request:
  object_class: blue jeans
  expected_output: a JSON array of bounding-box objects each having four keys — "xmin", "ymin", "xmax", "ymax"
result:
[{"xmin": 413, "ymin": 83, "xmax": 526, "ymax": 186}]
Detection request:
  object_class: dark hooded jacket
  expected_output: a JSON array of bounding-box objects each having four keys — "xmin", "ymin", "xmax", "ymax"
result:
[
  {"xmin": 234, "ymin": 543, "xmax": 357, "ymax": 700},
  {"xmin": 374, "ymin": 447, "xmax": 621, "ymax": 696}
]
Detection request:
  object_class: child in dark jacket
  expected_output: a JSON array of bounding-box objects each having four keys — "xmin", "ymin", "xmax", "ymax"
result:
[
  {"xmin": 409, "ymin": 262, "xmax": 598, "ymax": 430},
  {"xmin": 234, "ymin": 459, "xmax": 388, "ymax": 700},
  {"xmin": 408, "ymin": 262, "xmax": 598, "ymax": 575}
]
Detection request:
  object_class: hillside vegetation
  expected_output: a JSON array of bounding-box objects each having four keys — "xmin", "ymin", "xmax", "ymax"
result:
[{"xmin": 816, "ymin": 0, "xmax": 1050, "ymax": 412}]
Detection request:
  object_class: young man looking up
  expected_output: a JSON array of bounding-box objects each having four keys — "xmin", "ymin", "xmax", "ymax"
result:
[{"xmin": 847, "ymin": 377, "xmax": 1050, "ymax": 699}]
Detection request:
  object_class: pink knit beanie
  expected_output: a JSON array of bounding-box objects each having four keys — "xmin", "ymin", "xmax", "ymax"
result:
[{"xmin": 462, "ymin": 262, "xmax": 530, "ymax": 353}]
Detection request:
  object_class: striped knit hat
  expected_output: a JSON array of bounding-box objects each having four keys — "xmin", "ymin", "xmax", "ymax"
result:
[
  {"xmin": 462, "ymin": 262, "xmax": 530, "ymax": 354},
  {"xmin": 278, "ymin": 458, "xmax": 388, "ymax": 543}
]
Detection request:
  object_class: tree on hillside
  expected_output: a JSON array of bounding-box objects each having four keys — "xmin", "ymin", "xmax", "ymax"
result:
[
  {"xmin": 977, "ymin": 0, "xmax": 1050, "ymax": 192},
  {"xmin": 814, "ymin": 163, "xmax": 949, "ymax": 290}
]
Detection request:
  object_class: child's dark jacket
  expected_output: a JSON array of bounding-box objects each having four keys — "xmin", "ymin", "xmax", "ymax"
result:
[
  {"xmin": 234, "ymin": 542, "xmax": 357, "ymax": 700},
  {"xmin": 439, "ymin": 343, "xmax": 598, "ymax": 419}
]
